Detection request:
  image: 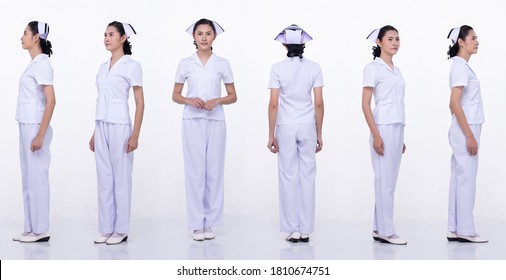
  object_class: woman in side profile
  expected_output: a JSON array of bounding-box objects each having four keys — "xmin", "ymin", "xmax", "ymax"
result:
[
  {"xmin": 267, "ymin": 24, "xmax": 324, "ymax": 243},
  {"xmin": 89, "ymin": 21, "xmax": 144, "ymax": 245},
  {"xmin": 446, "ymin": 25, "xmax": 487, "ymax": 243},
  {"xmin": 172, "ymin": 18, "xmax": 237, "ymax": 241},
  {"xmin": 361, "ymin": 25, "xmax": 407, "ymax": 245},
  {"xmin": 14, "ymin": 21, "xmax": 55, "ymax": 243}
]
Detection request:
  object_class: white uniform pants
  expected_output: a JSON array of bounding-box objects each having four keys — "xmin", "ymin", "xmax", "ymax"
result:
[
  {"xmin": 276, "ymin": 124, "xmax": 317, "ymax": 234},
  {"xmin": 370, "ymin": 124, "xmax": 404, "ymax": 237},
  {"xmin": 448, "ymin": 124, "xmax": 481, "ymax": 236},
  {"xmin": 19, "ymin": 123, "xmax": 52, "ymax": 234},
  {"xmin": 182, "ymin": 119, "xmax": 226, "ymax": 230},
  {"xmin": 94, "ymin": 121, "xmax": 133, "ymax": 234}
]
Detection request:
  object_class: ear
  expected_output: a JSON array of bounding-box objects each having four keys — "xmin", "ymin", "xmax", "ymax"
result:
[
  {"xmin": 376, "ymin": 38, "xmax": 382, "ymax": 47},
  {"xmin": 120, "ymin": 34, "xmax": 127, "ymax": 44},
  {"xmin": 457, "ymin": 37, "xmax": 465, "ymax": 47},
  {"xmin": 33, "ymin": 33, "xmax": 40, "ymax": 42}
]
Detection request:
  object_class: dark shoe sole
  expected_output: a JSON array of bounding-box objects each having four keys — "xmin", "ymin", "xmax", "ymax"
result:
[
  {"xmin": 300, "ymin": 237, "xmax": 309, "ymax": 243},
  {"xmin": 286, "ymin": 238, "xmax": 300, "ymax": 243},
  {"xmin": 447, "ymin": 237, "xmax": 459, "ymax": 242},
  {"xmin": 20, "ymin": 236, "xmax": 50, "ymax": 243},
  {"xmin": 36, "ymin": 236, "xmax": 50, "ymax": 242},
  {"xmin": 373, "ymin": 237, "xmax": 380, "ymax": 241},
  {"xmin": 378, "ymin": 237, "xmax": 407, "ymax": 245},
  {"xmin": 457, "ymin": 237, "xmax": 488, "ymax": 243}
]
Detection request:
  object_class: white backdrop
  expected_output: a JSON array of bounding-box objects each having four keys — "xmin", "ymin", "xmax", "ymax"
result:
[{"xmin": 0, "ymin": 0, "xmax": 505, "ymax": 225}]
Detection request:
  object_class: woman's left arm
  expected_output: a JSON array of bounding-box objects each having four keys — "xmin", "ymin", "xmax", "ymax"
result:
[
  {"xmin": 203, "ymin": 83, "xmax": 237, "ymax": 110},
  {"xmin": 31, "ymin": 85, "xmax": 56, "ymax": 152},
  {"xmin": 127, "ymin": 86, "xmax": 145, "ymax": 153}
]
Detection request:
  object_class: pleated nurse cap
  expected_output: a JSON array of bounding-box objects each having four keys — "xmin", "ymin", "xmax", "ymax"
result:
[{"xmin": 274, "ymin": 24, "xmax": 312, "ymax": 44}]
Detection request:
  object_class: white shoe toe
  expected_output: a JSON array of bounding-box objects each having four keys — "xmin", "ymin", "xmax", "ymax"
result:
[
  {"xmin": 19, "ymin": 232, "xmax": 50, "ymax": 243},
  {"xmin": 94, "ymin": 234, "xmax": 112, "ymax": 244},
  {"xmin": 106, "ymin": 234, "xmax": 128, "ymax": 245}
]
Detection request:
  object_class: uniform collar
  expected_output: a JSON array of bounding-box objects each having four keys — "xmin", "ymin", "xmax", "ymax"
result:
[
  {"xmin": 108, "ymin": 55, "xmax": 130, "ymax": 72},
  {"xmin": 25, "ymin": 54, "xmax": 47, "ymax": 73},
  {"xmin": 190, "ymin": 52, "xmax": 217, "ymax": 68},
  {"xmin": 452, "ymin": 55, "xmax": 475, "ymax": 76},
  {"xmin": 452, "ymin": 56, "xmax": 468, "ymax": 65},
  {"xmin": 286, "ymin": 57, "xmax": 305, "ymax": 62},
  {"xmin": 375, "ymin": 57, "xmax": 397, "ymax": 73},
  {"xmin": 31, "ymin": 53, "xmax": 47, "ymax": 64}
]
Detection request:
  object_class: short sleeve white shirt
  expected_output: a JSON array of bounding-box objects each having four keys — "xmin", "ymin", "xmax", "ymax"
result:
[
  {"xmin": 95, "ymin": 55, "xmax": 143, "ymax": 124},
  {"xmin": 175, "ymin": 52, "xmax": 234, "ymax": 120},
  {"xmin": 449, "ymin": 56, "xmax": 484, "ymax": 125},
  {"xmin": 16, "ymin": 54, "xmax": 54, "ymax": 123},
  {"xmin": 268, "ymin": 57, "xmax": 324, "ymax": 125},
  {"xmin": 363, "ymin": 58, "xmax": 405, "ymax": 125}
]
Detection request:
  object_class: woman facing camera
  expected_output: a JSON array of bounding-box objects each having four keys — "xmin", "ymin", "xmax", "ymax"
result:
[
  {"xmin": 362, "ymin": 25, "xmax": 407, "ymax": 245},
  {"xmin": 89, "ymin": 21, "xmax": 145, "ymax": 245},
  {"xmin": 172, "ymin": 18, "xmax": 237, "ymax": 241}
]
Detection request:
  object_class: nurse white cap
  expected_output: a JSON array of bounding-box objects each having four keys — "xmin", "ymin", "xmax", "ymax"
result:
[
  {"xmin": 366, "ymin": 28, "xmax": 380, "ymax": 43},
  {"xmin": 274, "ymin": 24, "xmax": 312, "ymax": 44},
  {"xmin": 186, "ymin": 20, "xmax": 225, "ymax": 35},
  {"xmin": 122, "ymin": 23, "xmax": 137, "ymax": 38},
  {"xmin": 447, "ymin": 26, "xmax": 461, "ymax": 44},
  {"xmin": 37, "ymin": 22, "xmax": 49, "ymax": 40}
]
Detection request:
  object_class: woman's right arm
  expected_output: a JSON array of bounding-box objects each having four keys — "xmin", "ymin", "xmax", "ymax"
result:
[
  {"xmin": 267, "ymin": 88, "xmax": 279, "ymax": 153},
  {"xmin": 89, "ymin": 132, "xmax": 95, "ymax": 152},
  {"xmin": 362, "ymin": 87, "xmax": 384, "ymax": 156},
  {"xmin": 449, "ymin": 86, "xmax": 477, "ymax": 156},
  {"xmin": 172, "ymin": 82, "xmax": 204, "ymax": 109}
]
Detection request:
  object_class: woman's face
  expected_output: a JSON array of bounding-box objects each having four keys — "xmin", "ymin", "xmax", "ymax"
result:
[
  {"xmin": 193, "ymin": 24, "xmax": 215, "ymax": 51},
  {"xmin": 104, "ymin": 25, "xmax": 126, "ymax": 52},
  {"xmin": 459, "ymin": 30, "xmax": 479, "ymax": 55},
  {"xmin": 377, "ymin": 30, "xmax": 400, "ymax": 56},
  {"xmin": 20, "ymin": 26, "xmax": 38, "ymax": 50}
]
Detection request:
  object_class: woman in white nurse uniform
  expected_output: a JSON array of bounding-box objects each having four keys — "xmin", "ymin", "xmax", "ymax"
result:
[
  {"xmin": 446, "ymin": 25, "xmax": 487, "ymax": 243},
  {"xmin": 267, "ymin": 24, "xmax": 324, "ymax": 243},
  {"xmin": 89, "ymin": 21, "xmax": 145, "ymax": 245},
  {"xmin": 362, "ymin": 25, "xmax": 407, "ymax": 245},
  {"xmin": 172, "ymin": 18, "xmax": 237, "ymax": 241},
  {"xmin": 14, "ymin": 21, "xmax": 55, "ymax": 243}
]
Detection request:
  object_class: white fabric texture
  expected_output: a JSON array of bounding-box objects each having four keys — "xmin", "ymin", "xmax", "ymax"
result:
[
  {"xmin": 448, "ymin": 123, "xmax": 481, "ymax": 236},
  {"xmin": 276, "ymin": 124, "xmax": 317, "ymax": 234},
  {"xmin": 182, "ymin": 118, "xmax": 226, "ymax": 230},
  {"xmin": 175, "ymin": 52, "xmax": 234, "ymax": 121},
  {"xmin": 94, "ymin": 121, "xmax": 133, "ymax": 234},
  {"xmin": 95, "ymin": 55, "xmax": 142, "ymax": 124},
  {"xmin": 363, "ymin": 58, "xmax": 406, "ymax": 125},
  {"xmin": 268, "ymin": 57, "xmax": 323, "ymax": 125},
  {"xmin": 449, "ymin": 56, "xmax": 484, "ymax": 125},
  {"xmin": 19, "ymin": 123, "xmax": 52, "ymax": 234},
  {"xmin": 370, "ymin": 124, "xmax": 404, "ymax": 237},
  {"xmin": 16, "ymin": 54, "xmax": 53, "ymax": 124}
]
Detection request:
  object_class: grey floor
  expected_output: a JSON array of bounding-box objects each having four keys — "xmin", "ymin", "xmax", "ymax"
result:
[{"xmin": 1, "ymin": 216, "xmax": 505, "ymax": 260}]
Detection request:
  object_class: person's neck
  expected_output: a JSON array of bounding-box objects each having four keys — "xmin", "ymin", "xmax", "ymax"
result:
[
  {"xmin": 197, "ymin": 49, "xmax": 212, "ymax": 66},
  {"xmin": 458, "ymin": 52, "xmax": 471, "ymax": 63},
  {"xmin": 110, "ymin": 49, "xmax": 125, "ymax": 69},
  {"xmin": 28, "ymin": 48, "xmax": 42, "ymax": 60},
  {"xmin": 379, "ymin": 54, "xmax": 394, "ymax": 70}
]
